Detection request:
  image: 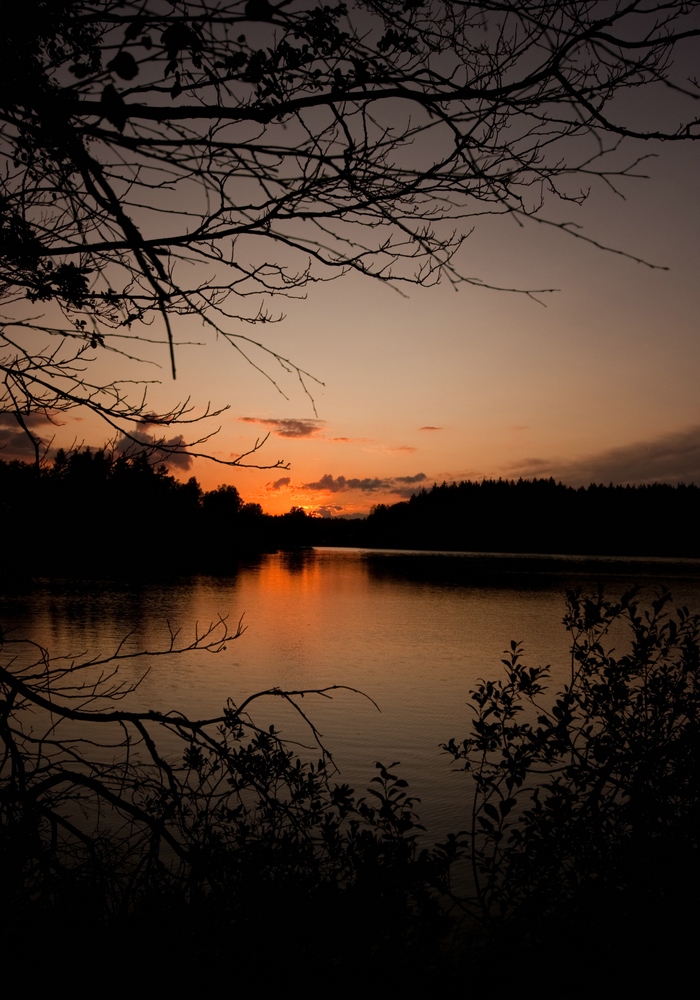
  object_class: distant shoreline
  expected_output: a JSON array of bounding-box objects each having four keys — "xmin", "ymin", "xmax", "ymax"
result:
[{"xmin": 4, "ymin": 455, "xmax": 700, "ymax": 573}]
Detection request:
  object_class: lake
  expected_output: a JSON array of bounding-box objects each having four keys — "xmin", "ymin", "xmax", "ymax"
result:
[{"xmin": 4, "ymin": 546, "xmax": 700, "ymax": 839}]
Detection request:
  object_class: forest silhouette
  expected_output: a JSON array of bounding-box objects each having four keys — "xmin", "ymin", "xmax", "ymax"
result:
[{"xmin": 4, "ymin": 450, "xmax": 700, "ymax": 573}]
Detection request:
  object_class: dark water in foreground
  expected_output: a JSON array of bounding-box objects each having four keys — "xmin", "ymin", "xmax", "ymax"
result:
[{"xmin": 4, "ymin": 547, "xmax": 700, "ymax": 836}]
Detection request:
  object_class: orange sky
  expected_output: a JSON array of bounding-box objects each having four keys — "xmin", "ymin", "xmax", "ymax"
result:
[{"xmin": 14, "ymin": 137, "xmax": 700, "ymax": 517}]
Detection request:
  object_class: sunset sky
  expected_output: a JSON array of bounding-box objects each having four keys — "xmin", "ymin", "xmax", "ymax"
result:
[{"xmin": 6, "ymin": 135, "xmax": 700, "ymax": 517}]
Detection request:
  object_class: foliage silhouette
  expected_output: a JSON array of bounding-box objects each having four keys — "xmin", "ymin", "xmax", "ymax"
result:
[
  {"xmin": 3, "ymin": 582, "xmax": 700, "ymax": 979},
  {"xmin": 367, "ymin": 478, "xmax": 700, "ymax": 556},
  {"xmin": 0, "ymin": 616, "xmax": 458, "ymax": 981},
  {"xmin": 2, "ymin": 1, "xmax": 700, "ymax": 465},
  {"xmin": 444, "ymin": 585, "xmax": 700, "ymax": 969}
]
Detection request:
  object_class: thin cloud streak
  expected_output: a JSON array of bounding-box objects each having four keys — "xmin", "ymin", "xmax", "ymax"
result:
[
  {"xmin": 506, "ymin": 425, "xmax": 700, "ymax": 485},
  {"xmin": 395, "ymin": 473, "xmax": 428, "ymax": 484},
  {"xmin": 239, "ymin": 417, "xmax": 325, "ymax": 439},
  {"xmin": 390, "ymin": 485, "xmax": 426, "ymax": 498}
]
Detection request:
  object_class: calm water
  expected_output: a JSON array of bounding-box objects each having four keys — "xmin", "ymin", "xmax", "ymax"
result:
[{"xmin": 4, "ymin": 547, "xmax": 700, "ymax": 837}]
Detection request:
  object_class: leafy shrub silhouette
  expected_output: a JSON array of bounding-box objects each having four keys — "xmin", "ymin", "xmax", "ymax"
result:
[
  {"xmin": 4, "ymin": 586, "xmax": 700, "ymax": 981},
  {"xmin": 444, "ymin": 586, "xmax": 700, "ymax": 966},
  {"xmin": 0, "ymin": 618, "xmax": 456, "ymax": 981}
]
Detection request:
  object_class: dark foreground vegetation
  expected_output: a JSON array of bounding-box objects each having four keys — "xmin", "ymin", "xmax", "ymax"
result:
[
  {"xmin": 2, "ymin": 587, "xmax": 698, "ymax": 984},
  {"xmin": 3, "ymin": 451, "xmax": 700, "ymax": 573}
]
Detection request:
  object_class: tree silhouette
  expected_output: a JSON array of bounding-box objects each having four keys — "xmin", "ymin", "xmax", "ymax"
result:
[{"xmin": 2, "ymin": 0, "xmax": 700, "ymax": 464}]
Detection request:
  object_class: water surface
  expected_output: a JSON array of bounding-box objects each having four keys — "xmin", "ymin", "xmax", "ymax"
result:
[{"xmin": 4, "ymin": 547, "xmax": 700, "ymax": 836}]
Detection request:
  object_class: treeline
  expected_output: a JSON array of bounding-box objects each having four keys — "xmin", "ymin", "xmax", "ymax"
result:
[
  {"xmin": 3, "ymin": 453, "xmax": 700, "ymax": 571},
  {"xmin": 0, "ymin": 449, "xmax": 310, "ymax": 573},
  {"xmin": 363, "ymin": 478, "xmax": 700, "ymax": 557}
]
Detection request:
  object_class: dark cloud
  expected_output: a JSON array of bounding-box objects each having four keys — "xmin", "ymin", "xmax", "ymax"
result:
[
  {"xmin": 389, "ymin": 485, "xmax": 425, "ymax": 498},
  {"xmin": 0, "ymin": 412, "xmax": 54, "ymax": 461},
  {"xmin": 303, "ymin": 471, "xmax": 427, "ymax": 495},
  {"xmin": 394, "ymin": 473, "xmax": 427, "ymax": 484},
  {"xmin": 314, "ymin": 504, "xmax": 345, "ymax": 518},
  {"xmin": 112, "ymin": 414, "xmax": 193, "ymax": 469},
  {"xmin": 504, "ymin": 457, "xmax": 553, "ymax": 476},
  {"xmin": 268, "ymin": 476, "xmax": 291, "ymax": 490},
  {"xmin": 0, "ymin": 426, "xmax": 39, "ymax": 460},
  {"xmin": 240, "ymin": 416, "xmax": 324, "ymax": 438},
  {"xmin": 303, "ymin": 473, "xmax": 389, "ymax": 493},
  {"xmin": 506, "ymin": 426, "xmax": 700, "ymax": 486},
  {"xmin": 419, "ymin": 426, "xmax": 442, "ymax": 431},
  {"xmin": 0, "ymin": 413, "xmax": 55, "ymax": 429},
  {"xmin": 388, "ymin": 445, "xmax": 417, "ymax": 453},
  {"xmin": 159, "ymin": 439, "xmax": 193, "ymax": 471},
  {"xmin": 114, "ymin": 431, "xmax": 193, "ymax": 471}
]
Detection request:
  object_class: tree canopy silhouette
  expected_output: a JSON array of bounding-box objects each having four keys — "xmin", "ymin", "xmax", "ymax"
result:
[
  {"xmin": 2, "ymin": 0, "xmax": 700, "ymax": 463},
  {"xmin": 365, "ymin": 478, "xmax": 700, "ymax": 556}
]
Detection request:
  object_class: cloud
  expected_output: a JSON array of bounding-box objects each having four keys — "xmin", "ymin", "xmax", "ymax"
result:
[
  {"xmin": 394, "ymin": 473, "xmax": 427, "ymax": 484},
  {"xmin": 329, "ymin": 436, "xmax": 371, "ymax": 444},
  {"xmin": 0, "ymin": 410, "xmax": 194, "ymax": 472},
  {"xmin": 240, "ymin": 416, "xmax": 324, "ymax": 439},
  {"xmin": 434, "ymin": 469, "xmax": 487, "ymax": 483},
  {"xmin": 506, "ymin": 425, "xmax": 700, "ymax": 486},
  {"xmin": 115, "ymin": 414, "xmax": 193, "ymax": 469},
  {"xmin": 0, "ymin": 413, "xmax": 54, "ymax": 428},
  {"xmin": 389, "ymin": 486, "xmax": 425, "ymax": 498},
  {"xmin": 0, "ymin": 426, "xmax": 40, "ymax": 460},
  {"xmin": 114, "ymin": 431, "xmax": 193, "ymax": 471},
  {"xmin": 419, "ymin": 426, "xmax": 442, "ymax": 431},
  {"xmin": 388, "ymin": 446, "xmax": 417, "ymax": 453},
  {"xmin": 504, "ymin": 457, "xmax": 553, "ymax": 476},
  {"xmin": 268, "ymin": 476, "xmax": 291, "ymax": 490},
  {"xmin": 388, "ymin": 474, "xmax": 428, "ymax": 498},
  {"xmin": 303, "ymin": 473, "xmax": 389, "ymax": 493},
  {"xmin": 0, "ymin": 412, "xmax": 55, "ymax": 461},
  {"xmin": 303, "ymin": 471, "xmax": 427, "ymax": 495},
  {"xmin": 313, "ymin": 504, "xmax": 345, "ymax": 518}
]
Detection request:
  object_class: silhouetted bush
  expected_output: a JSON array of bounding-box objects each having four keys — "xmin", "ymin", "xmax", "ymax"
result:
[
  {"xmin": 0, "ymin": 617, "xmax": 459, "ymax": 983},
  {"xmin": 2, "ymin": 587, "xmax": 700, "ymax": 982},
  {"xmin": 444, "ymin": 586, "xmax": 700, "ymax": 974}
]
